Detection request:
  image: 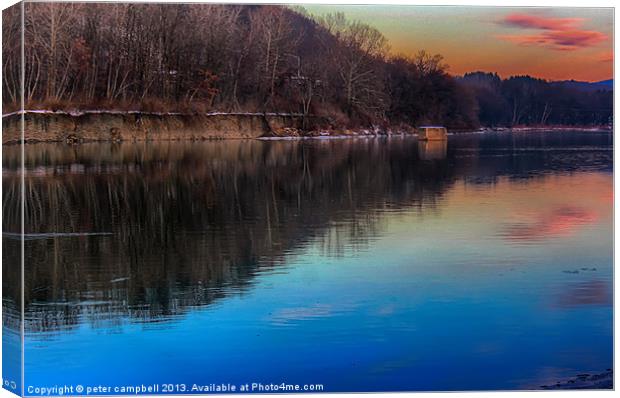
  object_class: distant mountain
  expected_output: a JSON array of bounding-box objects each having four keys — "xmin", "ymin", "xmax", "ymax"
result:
[
  {"xmin": 551, "ymin": 79, "xmax": 613, "ymax": 92},
  {"xmin": 594, "ymin": 79, "xmax": 613, "ymax": 89},
  {"xmin": 458, "ymin": 72, "xmax": 613, "ymax": 92}
]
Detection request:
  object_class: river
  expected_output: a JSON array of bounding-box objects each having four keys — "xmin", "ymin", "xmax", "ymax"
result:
[{"xmin": 2, "ymin": 130, "xmax": 613, "ymax": 392}]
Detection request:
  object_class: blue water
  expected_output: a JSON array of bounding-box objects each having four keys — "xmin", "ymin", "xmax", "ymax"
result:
[{"xmin": 3, "ymin": 131, "xmax": 613, "ymax": 393}]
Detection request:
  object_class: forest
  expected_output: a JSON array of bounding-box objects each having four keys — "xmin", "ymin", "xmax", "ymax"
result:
[
  {"xmin": 2, "ymin": 3, "xmax": 613, "ymax": 130},
  {"xmin": 458, "ymin": 72, "xmax": 612, "ymax": 127}
]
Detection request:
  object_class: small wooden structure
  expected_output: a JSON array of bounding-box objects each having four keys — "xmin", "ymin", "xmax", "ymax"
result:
[{"xmin": 418, "ymin": 126, "xmax": 447, "ymax": 141}]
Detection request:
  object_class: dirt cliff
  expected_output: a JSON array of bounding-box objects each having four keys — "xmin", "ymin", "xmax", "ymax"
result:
[{"xmin": 2, "ymin": 111, "xmax": 316, "ymax": 144}]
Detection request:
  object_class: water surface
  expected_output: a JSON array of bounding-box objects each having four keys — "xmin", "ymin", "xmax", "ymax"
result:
[{"xmin": 3, "ymin": 131, "xmax": 613, "ymax": 392}]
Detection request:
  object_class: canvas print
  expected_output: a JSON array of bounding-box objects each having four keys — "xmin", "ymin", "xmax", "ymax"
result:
[{"xmin": 1, "ymin": 1, "xmax": 614, "ymax": 395}]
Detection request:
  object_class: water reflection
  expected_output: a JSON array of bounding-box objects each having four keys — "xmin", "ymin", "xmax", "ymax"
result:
[
  {"xmin": 1, "ymin": 131, "xmax": 613, "ymax": 391},
  {"xmin": 500, "ymin": 206, "xmax": 598, "ymax": 243},
  {"xmin": 418, "ymin": 140, "xmax": 447, "ymax": 160},
  {"xmin": 2, "ymin": 133, "xmax": 613, "ymax": 333},
  {"xmin": 4, "ymin": 138, "xmax": 457, "ymax": 332},
  {"xmin": 555, "ymin": 280, "xmax": 612, "ymax": 308}
]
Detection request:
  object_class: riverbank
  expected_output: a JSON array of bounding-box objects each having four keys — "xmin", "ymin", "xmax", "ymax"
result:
[
  {"xmin": 1, "ymin": 110, "xmax": 319, "ymax": 144},
  {"xmin": 1, "ymin": 110, "xmax": 610, "ymax": 144},
  {"xmin": 2, "ymin": 109, "xmax": 417, "ymax": 144}
]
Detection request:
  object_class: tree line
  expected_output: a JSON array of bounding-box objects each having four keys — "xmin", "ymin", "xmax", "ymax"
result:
[
  {"xmin": 459, "ymin": 72, "xmax": 612, "ymax": 128},
  {"xmin": 2, "ymin": 3, "xmax": 612, "ymax": 129}
]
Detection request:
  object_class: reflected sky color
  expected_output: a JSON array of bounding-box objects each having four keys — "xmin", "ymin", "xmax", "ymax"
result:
[
  {"xmin": 303, "ymin": 5, "xmax": 613, "ymax": 81},
  {"xmin": 2, "ymin": 131, "xmax": 613, "ymax": 392}
]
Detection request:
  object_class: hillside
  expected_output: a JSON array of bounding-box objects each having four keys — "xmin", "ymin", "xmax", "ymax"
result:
[
  {"xmin": 2, "ymin": 3, "xmax": 613, "ymax": 130},
  {"xmin": 551, "ymin": 79, "xmax": 613, "ymax": 92}
]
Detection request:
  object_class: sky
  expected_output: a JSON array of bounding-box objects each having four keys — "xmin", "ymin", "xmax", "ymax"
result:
[{"xmin": 303, "ymin": 5, "xmax": 613, "ymax": 82}]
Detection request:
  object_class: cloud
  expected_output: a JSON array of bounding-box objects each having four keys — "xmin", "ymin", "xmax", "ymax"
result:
[
  {"xmin": 498, "ymin": 30, "xmax": 608, "ymax": 51},
  {"xmin": 502, "ymin": 13, "xmax": 583, "ymax": 30},
  {"xmin": 498, "ymin": 13, "xmax": 607, "ymax": 51}
]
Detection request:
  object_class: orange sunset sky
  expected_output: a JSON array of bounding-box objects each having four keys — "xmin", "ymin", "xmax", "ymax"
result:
[{"xmin": 304, "ymin": 5, "xmax": 613, "ymax": 82}]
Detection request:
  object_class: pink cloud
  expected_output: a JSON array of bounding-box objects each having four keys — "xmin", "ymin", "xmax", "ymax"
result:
[
  {"xmin": 498, "ymin": 30, "xmax": 608, "ymax": 51},
  {"xmin": 502, "ymin": 13, "xmax": 583, "ymax": 30},
  {"xmin": 498, "ymin": 13, "xmax": 607, "ymax": 51}
]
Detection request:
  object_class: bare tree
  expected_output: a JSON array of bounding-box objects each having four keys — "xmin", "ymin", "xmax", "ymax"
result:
[
  {"xmin": 318, "ymin": 13, "xmax": 389, "ymax": 116},
  {"xmin": 25, "ymin": 2, "xmax": 82, "ymax": 101},
  {"xmin": 2, "ymin": 4, "xmax": 22, "ymax": 107}
]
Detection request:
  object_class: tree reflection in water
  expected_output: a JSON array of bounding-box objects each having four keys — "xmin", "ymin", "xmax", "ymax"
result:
[
  {"xmin": 2, "ymin": 132, "xmax": 612, "ymax": 334},
  {"xmin": 3, "ymin": 138, "xmax": 454, "ymax": 333}
]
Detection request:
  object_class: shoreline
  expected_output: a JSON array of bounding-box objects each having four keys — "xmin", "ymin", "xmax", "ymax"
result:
[{"xmin": 1, "ymin": 109, "xmax": 611, "ymax": 145}]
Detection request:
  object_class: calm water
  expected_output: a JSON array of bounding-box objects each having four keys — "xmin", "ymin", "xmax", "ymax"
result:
[{"xmin": 2, "ymin": 131, "xmax": 613, "ymax": 392}]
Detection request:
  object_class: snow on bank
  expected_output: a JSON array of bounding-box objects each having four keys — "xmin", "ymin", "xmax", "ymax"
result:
[{"xmin": 2, "ymin": 109, "xmax": 305, "ymax": 118}]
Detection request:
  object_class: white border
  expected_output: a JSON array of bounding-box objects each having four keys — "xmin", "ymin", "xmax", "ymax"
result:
[{"xmin": 0, "ymin": 1, "xmax": 615, "ymax": 398}]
